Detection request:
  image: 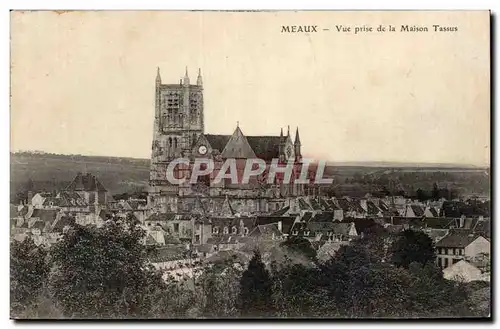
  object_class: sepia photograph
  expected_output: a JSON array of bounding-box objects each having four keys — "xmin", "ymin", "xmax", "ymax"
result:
[{"xmin": 9, "ymin": 10, "xmax": 491, "ymax": 319}]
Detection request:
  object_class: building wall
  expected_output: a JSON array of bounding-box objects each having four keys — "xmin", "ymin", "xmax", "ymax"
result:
[
  {"xmin": 465, "ymin": 236, "xmax": 490, "ymax": 257},
  {"xmin": 443, "ymin": 260, "xmax": 483, "ymax": 282}
]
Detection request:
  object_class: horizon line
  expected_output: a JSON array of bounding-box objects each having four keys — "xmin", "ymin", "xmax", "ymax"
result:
[{"xmin": 10, "ymin": 149, "xmax": 490, "ymax": 168}]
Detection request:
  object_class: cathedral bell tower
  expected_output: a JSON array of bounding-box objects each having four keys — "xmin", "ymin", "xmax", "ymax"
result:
[{"xmin": 149, "ymin": 67, "xmax": 205, "ymax": 212}]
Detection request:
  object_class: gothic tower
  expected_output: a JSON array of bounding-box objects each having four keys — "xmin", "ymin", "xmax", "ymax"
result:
[{"xmin": 149, "ymin": 67, "xmax": 205, "ymax": 212}]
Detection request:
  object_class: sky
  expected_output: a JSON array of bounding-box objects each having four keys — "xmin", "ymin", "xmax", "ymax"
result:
[{"xmin": 10, "ymin": 11, "xmax": 490, "ymax": 166}]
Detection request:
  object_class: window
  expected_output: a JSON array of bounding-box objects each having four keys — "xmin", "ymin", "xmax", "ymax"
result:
[
  {"xmin": 173, "ymin": 223, "xmax": 179, "ymax": 233},
  {"xmin": 232, "ymin": 227, "xmax": 238, "ymax": 234},
  {"xmin": 292, "ymin": 231, "xmax": 298, "ymax": 236},
  {"xmin": 243, "ymin": 227, "xmax": 249, "ymax": 235},
  {"xmin": 213, "ymin": 227, "xmax": 219, "ymax": 234},
  {"xmin": 444, "ymin": 258, "xmax": 449, "ymax": 268},
  {"xmin": 223, "ymin": 226, "xmax": 229, "ymax": 235},
  {"xmin": 304, "ymin": 231, "xmax": 310, "ymax": 236}
]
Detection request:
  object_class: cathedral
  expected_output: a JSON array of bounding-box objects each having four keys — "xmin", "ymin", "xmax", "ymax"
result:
[{"xmin": 148, "ymin": 67, "xmax": 307, "ymax": 215}]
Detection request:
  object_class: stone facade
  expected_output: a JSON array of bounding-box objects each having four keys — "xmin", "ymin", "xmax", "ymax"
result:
[{"xmin": 148, "ymin": 68, "xmax": 307, "ymax": 215}]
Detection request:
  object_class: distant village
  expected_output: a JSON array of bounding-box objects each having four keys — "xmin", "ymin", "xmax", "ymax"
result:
[{"xmin": 10, "ymin": 170, "xmax": 491, "ymax": 284}]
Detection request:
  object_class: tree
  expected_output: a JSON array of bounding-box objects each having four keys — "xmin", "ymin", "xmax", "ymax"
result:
[
  {"xmin": 390, "ymin": 229, "xmax": 435, "ymax": 268},
  {"xmin": 49, "ymin": 214, "xmax": 168, "ymax": 318},
  {"xmin": 280, "ymin": 237, "xmax": 317, "ymax": 261},
  {"xmin": 10, "ymin": 237, "xmax": 50, "ymax": 317},
  {"xmin": 415, "ymin": 188, "xmax": 428, "ymax": 202},
  {"xmin": 432, "ymin": 182, "xmax": 440, "ymax": 201},
  {"xmin": 237, "ymin": 250, "xmax": 274, "ymax": 318}
]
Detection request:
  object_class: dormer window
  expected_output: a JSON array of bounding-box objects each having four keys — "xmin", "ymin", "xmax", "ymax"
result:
[
  {"xmin": 243, "ymin": 227, "xmax": 249, "ymax": 235},
  {"xmin": 232, "ymin": 227, "xmax": 238, "ymax": 234},
  {"xmin": 292, "ymin": 230, "xmax": 298, "ymax": 236},
  {"xmin": 223, "ymin": 226, "xmax": 229, "ymax": 235},
  {"xmin": 213, "ymin": 227, "xmax": 219, "ymax": 234}
]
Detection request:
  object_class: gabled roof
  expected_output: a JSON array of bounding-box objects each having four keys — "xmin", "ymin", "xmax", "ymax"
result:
[
  {"xmin": 308, "ymin": 198, "xmax": 322, "ymax": 211},
  {"xmin": 312, "ymin": 212, "xmax": 334, "ymax": 222},
  {"xmin": 55, "ymin": 191, "xmax": 88, "ymax": 207},
  {"xmin": 423, "ymin": 217, "xmax": 454, "ymax": 229},
  {"xmin": 366, "ymin": 201, "xmax": 381, "ymax": 215},
  {"xmin": 249, "ymin": 223, "xmax": 283, "ymax": 238},
  {"xmin": 425, "ymin": 207, "xmax": 439, "ymax": 217},
  {"xmin": 301, "ymin": 212, "xmax": 313, "ymax": 222},
  {"xmin": 204, "ymin": 134, "xmax": 231, "ymax": 152},
  {"xmin": 30, "ymin": 209, "xmax": 59, "ymax": 223},
  {"xmin": 298, "ymin": 198, "xmax": 313, "ymax": 211},
  {"xmin": 66, "ymin": 172, "xmax": 107, "ymax": 192},
  {"xmin": 435, "ymin": 230, "xmax": 487, "ymax": 248},
  {"xmin": 246, "ymin": 136, "xmax": 282, "ymax": 161},
  {"xmin": 270, "ymin": 206, "xmax": 290, "ymax": 216},
  {"xmin": 410, "ymin": 205, "xmax": 425, "ymax": 217},
  {"xmin": 146, "ymin": 213, "xmax": 177, "ymax": 222},
  {"xmin": 473, "ymin": 219, "xmax": 491, "ymax": 238},
  {"xmin": 221, "ymin": 127, "xmax": 256, "ymax": 159}
]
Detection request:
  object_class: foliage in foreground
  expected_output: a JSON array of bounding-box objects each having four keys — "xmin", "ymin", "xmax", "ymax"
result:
[{"xmin": 10, "ymin": 223, "xmax": 489, "ymax": 319}]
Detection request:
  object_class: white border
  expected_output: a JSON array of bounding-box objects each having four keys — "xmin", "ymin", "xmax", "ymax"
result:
[{"xmin": 2, "ymin": 1, "xmax": 498, "ymax": 328}]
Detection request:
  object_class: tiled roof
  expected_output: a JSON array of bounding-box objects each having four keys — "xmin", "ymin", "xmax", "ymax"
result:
[
  {"xmin": 220, "ymin": 127, "xmax": 256, "ymax": 159},
  {"xmin": 250, "ymin": 223, "xmax": 282, "ymax": 237},
  {"xmin": 312, "ymin": 212, "xmax": 334, "ymax": 222},
  {"xmin": 423, "ymin": 229, "xmax": 449, "ymax": 242},
  {"xmin": 435, "ymin": 230, "xmax": 485, "ymax": 248},
  {"xmin": 148, "ymin": 246, "xmax": 186, "ymax": 262},
  {"xmin": 204, "ymin": 134, "xmax": 231, "ymax": 152},
  {"xmin": 366, "ymin": 201, "xmax": 381, "ymax": 215},
  {"xmin": 146, "ymin": 213, "xmax": 177, "ymax": 222},
  {"xmin": 423, "ymin": 217, "xmax": 454, "ymax": 229},
  {"xmin": 30, "ymin": 209, "xmax": 59, "ymax": 223},
  {"xmin": 426, "ymin": 207, "xmax": 439, "ymax": 217},
  {"xmin": 301, "ymin": 212, "xmax": 313, "ymax": 222},
  {"xmin": 195, "ymin": 244, "xmax": 215, "ymax": 253},
  {"xmin": 66, "ymin": 172, "xmax": 107, "ymax": 192},
  {"xmin": 270, "ymin": 206, "xmax": 290, "ymax": 216},
  {"xmin": 246, "ymin": 136, "xmax": 282, "ymax": 161},
  {"xmin": 473, "ymin": 219, "xmax": 490, "ymax": 238},
  {"xmin": 298, "ymin": 198, "xmax": 313, "ymax": 211},
  {"xmin": 308, "ymin": 198, "xmax": 322, "ymax": 211},
  {"xmin": 55, "ymin": 191, "xmax": 88, "ymax": 207},
  {"xmin": 410, "ymin": 205, "xmax": 425, "ymax": 217}
]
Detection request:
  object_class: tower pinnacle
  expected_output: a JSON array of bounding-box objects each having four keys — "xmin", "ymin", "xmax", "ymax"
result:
[
  {"xmin": 156, "ymin": 67, "xmax": 161, "ymax": 84},
  {"xmin": 197, "ymin": 68, "xmax": 203, "ymax": 86},
  {"xmin": 294, "ymin": 127, "xmax": 301, "ymax": 145},
  {"xmin": 183, "ymin": 66, "xmax": 190, "ymax": 85}
]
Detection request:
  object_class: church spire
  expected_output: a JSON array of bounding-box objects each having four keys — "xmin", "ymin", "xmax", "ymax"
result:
[
  {"xmin": 197, "ymin": 68, "xmax": 203, "ymax": 86},
  {"xmin": 294, "ymin": 126, "xmax": 302, "ymax": 160},
  {"xmin": 294, "ymin": 127, "xmax": 301, "ymax": 145},
  {"xmin": 280, "ymin": 127, "xmax": 284, "ymax": 138},
  {"xmin": 183, "ymin": 66, "xmax": 190, "ymax": 86},
  {"xmin": 287, "ymin": 125, "xmax": 290, "ymax": 137}
]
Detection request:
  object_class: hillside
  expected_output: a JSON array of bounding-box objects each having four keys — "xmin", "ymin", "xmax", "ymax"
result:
[
  {"xmin": 10, "ymin": 152, "xmax": 489, "ymax": 201},
  {"xmin": 11, "ymin": 152, "xmax": 150, "ymax": 198}
]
